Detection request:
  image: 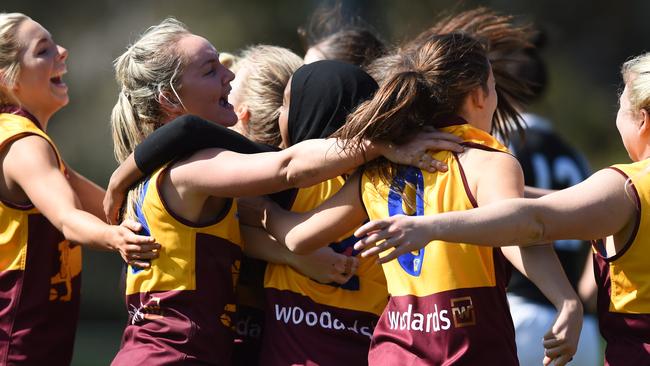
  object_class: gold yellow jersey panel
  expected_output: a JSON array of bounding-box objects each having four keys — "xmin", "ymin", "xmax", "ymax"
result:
[
  {"xmin": 361, "ymin": 124, "xmax": 509, "ymax": 298},
  {"xmin": 604, "ymin": 160, "xmax": 650, "ymax": 314},
  {"xmin": 125, "ymin": 166, "xmax": 242, "ymax": 295},
  {"xmin": 264, "ymin": 176, "xmax": 388, "ymax": 316},
  {"xmin": 0, "ymin": 113, "xmax": 80, "ymax": 275}
]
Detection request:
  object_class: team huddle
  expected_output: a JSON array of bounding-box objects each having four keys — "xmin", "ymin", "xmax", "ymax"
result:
[{"xmin": 0, "ymin": 4, "xmax": 648, "ymax": 366}]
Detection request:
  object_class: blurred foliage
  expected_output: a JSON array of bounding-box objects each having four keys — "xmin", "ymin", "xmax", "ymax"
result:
[{"xmin": 3, "ymin": 0, "xmax": 648, "ymax": 364}]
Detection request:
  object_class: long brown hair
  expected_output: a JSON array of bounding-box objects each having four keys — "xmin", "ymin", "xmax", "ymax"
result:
[
  {"xmin": 368, "ymin": 7, "xmax": 532, "ymax": 141},
  {"xmin": 337, "ymin": 33, "xmax": 490, "ymax": 184}
]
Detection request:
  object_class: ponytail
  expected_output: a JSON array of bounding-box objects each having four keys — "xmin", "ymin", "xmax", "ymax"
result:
[{"xmin": 110, "ymin": 18, "xmax": 191, "ymax": 220}]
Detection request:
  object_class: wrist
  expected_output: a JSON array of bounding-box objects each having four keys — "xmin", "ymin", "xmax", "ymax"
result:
[
  {"xmin": 558, "ymin": 297, "xmax": 583, "ymax": 316},
  {"xmin": 102, "ymin": 225, "xmax": 118, "ymax": 251},
  {"xmin": 108, "ymin": 167, "xmax": 127, "ymax": 192},
  {"xmin": 362, "ymin": 139, "xmax": 383, "ymax": 160}
]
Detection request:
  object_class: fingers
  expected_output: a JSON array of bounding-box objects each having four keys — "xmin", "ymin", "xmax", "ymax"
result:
[
  {"xmin": 128, "ymin": 259, "xmax": 152, "ymax": 269},
  {"xmin": 544, "ymin": 355, "xmax": 572, "ymax": 366},
  {"xmin": 360, "ymin": 237, "xmax": 403, "ymax": 259},
  {"xmin": 344, "ymin": 256, "xmax": 359, "ymax": 275},
  {"xmin": 377, "ymin": 246, "xmax": 409, "ymax": 263},
  {"xmin": 355, "ymin": 230, "xmax": 394, "ymax": 251},
  {"xmin": 103, "ymin": 196, "xmax": 115, "ymax": 224},
  {"xmin": 544, "ymin": 343, "xmax": 574, "ymax": 361},
  {"xmin": 120, "ymin": 219, "xmax": 143, "ymax": 232},
  {"xmin": 124, "ymin": 242, "xmax": 161, "ymax": 254},
  {"xmin": 354, "ymin": 219, "xmax": 390, "ymax": 239},
  {"xmin": 127, "ymin": 232, "xmax": 156, "ymax": 245},
  {"xmin": 104, "ymin": 192, "xmax": 126, "ymax": 225},
  {"xmin": 414, "ymin": 153, "xmax": 447, "ymax": 173},
  {"xmin": 330, "ymin": 256, "xmax": 359, "ymax": 284},
  {"xmin": 542, "ymin": 337, "xmax": 564, "ymax": 349}
]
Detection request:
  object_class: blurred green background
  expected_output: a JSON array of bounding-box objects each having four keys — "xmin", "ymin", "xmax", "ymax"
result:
[{"xmin": 3, "ymin": 0, "xmax": 649, "ymax": 364}]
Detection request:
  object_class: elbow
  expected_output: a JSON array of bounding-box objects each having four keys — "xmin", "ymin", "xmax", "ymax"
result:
[
  {"xmin": 284, "ymin": 240, "xmax": 310, "ymax": 255},
  {"xmin": 284, "ymin": 233, "xmax": 317, "ymax": 255},
  {"xmin": 521, "ymin": 212, "xmax": 547, "ymax": 246},
  {"xmin": 285, "ymin": 243, "xmax": 309, "ymax": 255},
  {"xmin": 283, "ymin": 162, "xmax": 314, "ymax": 189}
]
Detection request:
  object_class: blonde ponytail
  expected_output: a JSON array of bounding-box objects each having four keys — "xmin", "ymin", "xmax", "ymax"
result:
[{"xmin": 110, "ymin": 18, "xmax": 191, "ymax": 220}]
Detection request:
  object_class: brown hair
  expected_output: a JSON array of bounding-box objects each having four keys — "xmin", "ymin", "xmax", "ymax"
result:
[
  {"xmin": 368, "ymin": 7, "xmax": 532, "ymax": 140},
  {"xmin": 298, "ymin": 1, "xmax": 386, "ymax": 68},
  {"xmin": 337, "ymin": 33, "xmax": 490, "ymax": 184}
]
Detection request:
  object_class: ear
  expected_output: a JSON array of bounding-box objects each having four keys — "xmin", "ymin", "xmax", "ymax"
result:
[
  {"xmin": 639, "ymin": 108, "xmax": 650, "ymax": 136},
  {"xmin": 468, "ymin": 86, "xmax": 487, "ymax": 110},
  {"xmin": 235, "ymin": 103, "xmax": 250, "ymax": 125},
  {"xmin": 157, "ymin": 91, "xmax": 184, "ymax": 116}
]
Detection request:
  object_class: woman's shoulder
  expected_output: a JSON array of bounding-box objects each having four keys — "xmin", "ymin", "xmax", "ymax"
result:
[{"xmin": 459, "ymin": 145, "xmax": 521, "ymax": 172}]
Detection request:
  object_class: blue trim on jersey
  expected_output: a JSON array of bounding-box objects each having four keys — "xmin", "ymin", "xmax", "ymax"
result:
[
  {"xmin": 131, "ymin": 178, "xmax": 151, "ymax": 274},
  {"xmin": 388, "ymin": 167, "xmax": 425, "ymax": 276}
]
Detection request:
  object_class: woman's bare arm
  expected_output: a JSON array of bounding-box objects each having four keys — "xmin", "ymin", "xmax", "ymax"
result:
[
  {"xmin": 355, "ymin": 169, "xmax": 634, "ymax": 255},
  {"xmin": 238, "ymin": 173, "xmax": 367, "ymax": 254},
  {"xmin": 4, "ymin": 136, "xmax": 159, "ymax": 267},
  {"xmin": 241, "ymin": 224, "xmax": 357, "ymax": 284},
  {"xmin": 66, "ymin": 166, "xmax": 107, "ymax": 221}
]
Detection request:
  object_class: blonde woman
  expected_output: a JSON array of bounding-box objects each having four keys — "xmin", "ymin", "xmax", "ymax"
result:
[
  {"xmin": 228, "ymin": 45, "xmax": 303, "ymax": 147},
  {"xmin": 0, "ymin": 13, "xmax": 157, "ymax": 365}
]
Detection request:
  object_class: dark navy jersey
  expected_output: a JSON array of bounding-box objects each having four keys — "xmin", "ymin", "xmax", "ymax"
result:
[{"xmin": 507, "ymin": 114, "xmax": 592, "ymax": 306}]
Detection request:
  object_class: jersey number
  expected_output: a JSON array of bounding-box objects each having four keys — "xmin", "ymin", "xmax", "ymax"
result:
[{"xmin": 388, "ymin": 167, "xmax": 425, "ymax": 276}]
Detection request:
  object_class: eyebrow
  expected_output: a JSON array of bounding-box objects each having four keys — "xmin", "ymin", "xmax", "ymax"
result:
[{"xmin": 199, "ymin": 58, "xmax": 217, "ymax": 68}]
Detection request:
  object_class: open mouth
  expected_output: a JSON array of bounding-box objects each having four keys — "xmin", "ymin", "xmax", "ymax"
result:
[
  {"xmin": 50, "ymin": 75, "xmax": 66, "ymax": 87},
  {"xmin": 219, "ymin": 97, "xmax": 233, "ymax": 110}
]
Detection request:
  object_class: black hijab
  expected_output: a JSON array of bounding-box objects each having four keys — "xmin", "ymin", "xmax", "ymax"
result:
[{"xmin": 286, "ymin": 60, "xmax": 378, "ymax": 145}]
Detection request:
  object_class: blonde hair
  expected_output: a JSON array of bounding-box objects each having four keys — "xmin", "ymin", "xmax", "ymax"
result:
[
  {"xmin": 622, "ymin": 52, "xmax": 650, "ymax": 112},
  {"xmin": 235, "ymin": 45, "xmax": 302, "ymax": 146},
  {"xmin": 110, "ymin": 18, "xmax": 191, "ymax": 220},
  {"xmin": 219, "ymin": 52, "xmax": 240, "ymax": 71},
  {"xmin": 621, "ymin": 53, "xmax": 650, "ymax": 204},
  {"xmin": 0, "ymin": 12, "xmax": 30, "ymax": 105}
]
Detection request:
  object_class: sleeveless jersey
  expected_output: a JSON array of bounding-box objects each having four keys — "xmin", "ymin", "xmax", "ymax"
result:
[
  {"xmin": 594, "ymin": 162, "xmax": 650, "ymax": 366},
  {"xmin": 508, "ymin": 114, "xmax": 591, "ymax": 306},
  {"xmin": 262, "ymin": 176, "xmax": 388, "ymax": 366},
  {"xmin": 112, "ymin": 166, "xmax": 243, "ymax": 366},
  {"xmin": 361, "ymin": 122, "xmax": 517, "ymax": 366},
  {"xmin": 0, "ymin": 111, "xmax": 82, "ymax": 366}
]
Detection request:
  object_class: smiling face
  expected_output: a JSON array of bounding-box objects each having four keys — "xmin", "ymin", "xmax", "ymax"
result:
[
  {"xmin": 12, "ymin": 18, "xmax": 68, "ymax": 122},
  {"xmin": 174, "ymin": 34, "xmax": 237, "ymax": 127}
]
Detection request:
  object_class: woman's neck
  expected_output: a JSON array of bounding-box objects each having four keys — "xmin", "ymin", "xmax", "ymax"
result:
[
  {"xmin": 457, "ymin": 107, "xmax": 492, "ymax": 133},
  {"xmin": 0, "ymin": 105, "xmax": 47, "ymax": 130},
  {"xmin": 16, "ymin": 102, "xmax": 51, "ymax": 130}
]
